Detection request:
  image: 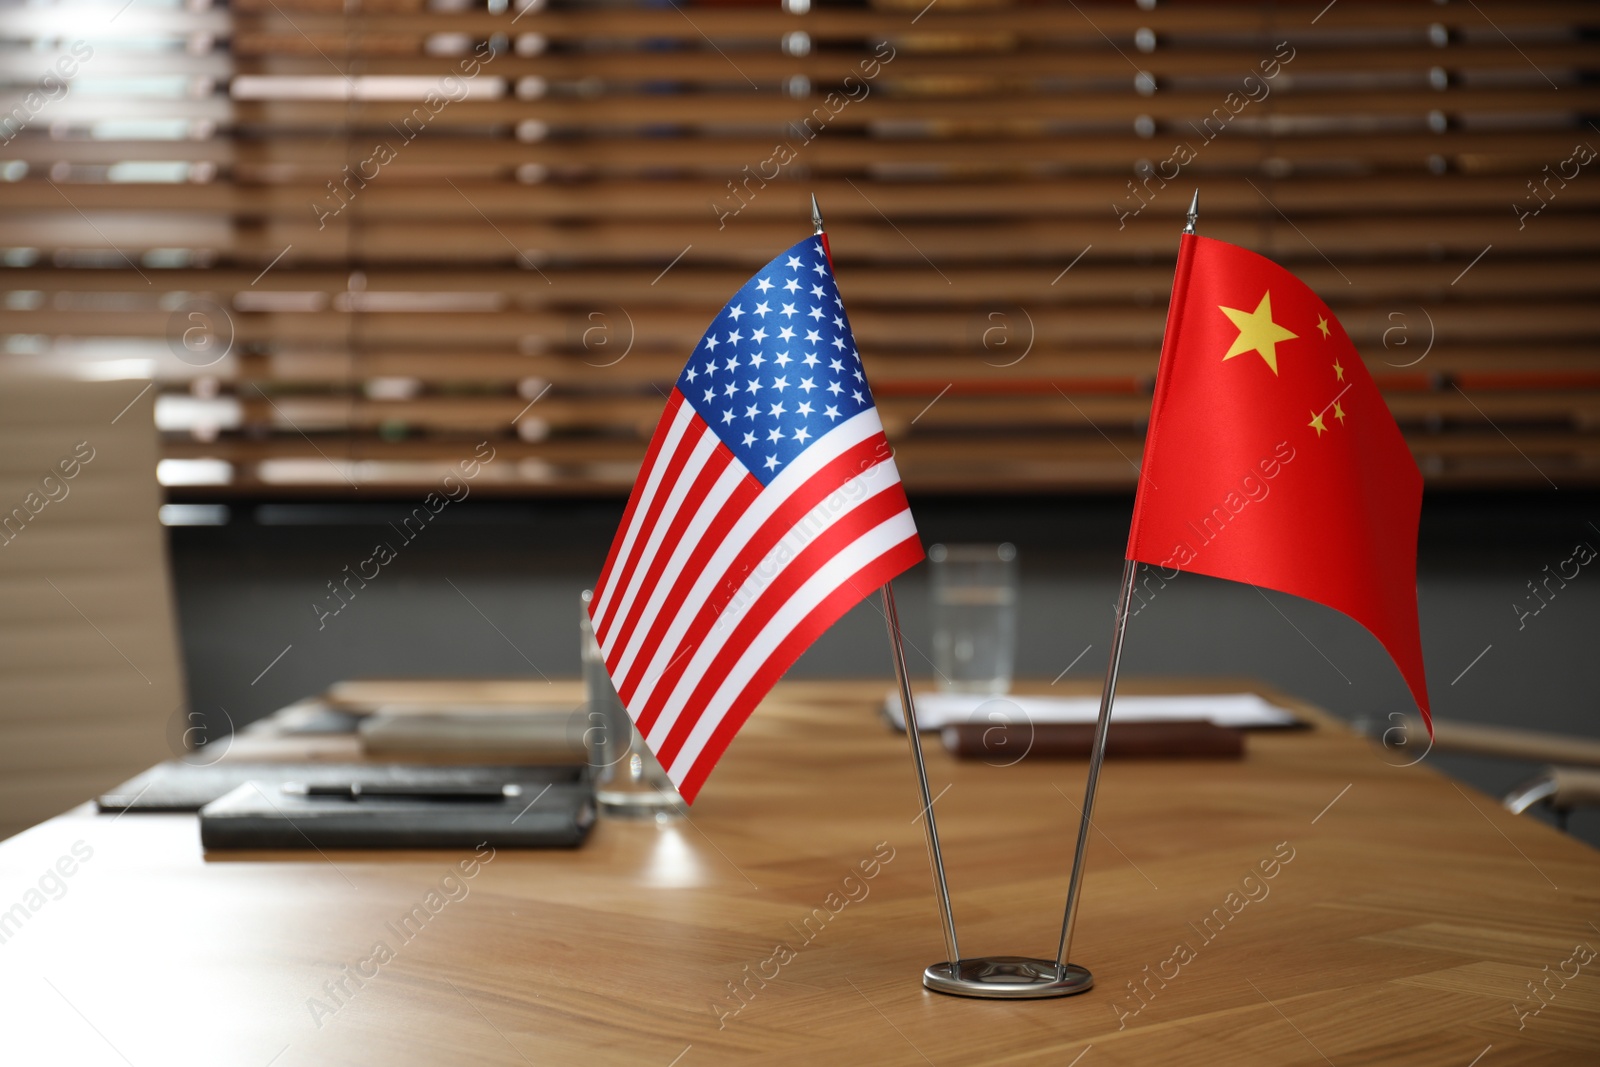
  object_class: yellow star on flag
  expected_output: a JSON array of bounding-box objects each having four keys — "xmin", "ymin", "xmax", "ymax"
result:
[
  {"xmin": 1220, "ymin": 291, "xmax": 1299, "ymax": 375},
  {"xmin": 1316, "ymin": 316, "xmax": 1331, "ymax": 339},
  {"xmin": 1309, "ymin": 410, "xmax": 1327, "ymax": 436},
  {"xmin": 1333, "ymin": 359, "xmax": 1345, "ymax": 382},
  {"xmin": 1333, "ymin": 401, "xmax": 1346, "ymax": 425}
]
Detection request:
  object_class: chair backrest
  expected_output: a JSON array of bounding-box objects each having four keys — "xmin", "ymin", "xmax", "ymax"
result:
[{"xmin": 0, "ymin": 377, "xmax": 185, "ymax": 841}]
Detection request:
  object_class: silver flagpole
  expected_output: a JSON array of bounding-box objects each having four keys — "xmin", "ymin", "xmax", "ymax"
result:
[
  {"xmin": 814, "ymin": 193, "xmax": 962, "ymax": 966},
  {"xmin": 820, "ymin": 191, "xmax": 1094, "ymax": 997},
  {"xmin": 881, "ymin": 581, "xmax": 963, "ymax": 972},
  {"xmin": 1052, "ymin": 559, "xmax": 1136, "ymax": 973},
  {"xmin": 1052, "ymin": 190, "xmax": 1199, "ymax": 976},
  {"xmin": 817, "ymin": 191, "xmax": 962, "ymax": 970}
]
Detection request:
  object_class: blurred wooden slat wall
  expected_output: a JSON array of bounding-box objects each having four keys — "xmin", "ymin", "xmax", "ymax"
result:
[{"xmin": 2, "ymin": 0, "xmax": 1597, "ymax": 494}]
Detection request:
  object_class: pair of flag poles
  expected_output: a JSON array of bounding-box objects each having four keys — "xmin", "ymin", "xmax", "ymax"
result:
[{"xmin": 861, "ymin": 192, "xmax": 1201, "ymax": 999}]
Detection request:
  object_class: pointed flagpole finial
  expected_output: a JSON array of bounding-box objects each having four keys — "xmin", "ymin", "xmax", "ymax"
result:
[
  {"xmin": 810, "ymin": 193, "xmax": 825, "ymax": 235},
  {"xmin": 1183, "ymin": 189, "xmax": 1199, "ymax": 235}
]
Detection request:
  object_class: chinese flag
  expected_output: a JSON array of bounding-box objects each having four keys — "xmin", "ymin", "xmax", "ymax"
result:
[{"xmin": 1126, "ymin": 235, "xmax": 1431, "ymax": 732}]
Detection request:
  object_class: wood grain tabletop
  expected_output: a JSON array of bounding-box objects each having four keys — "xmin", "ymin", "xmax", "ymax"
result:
[{"xmin": 1, "ymin": 678, "xmax": 1595, "ymax": 1066}]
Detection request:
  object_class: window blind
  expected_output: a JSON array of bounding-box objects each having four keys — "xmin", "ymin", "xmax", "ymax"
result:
[{"xmin": 2, "ymin": 0, "xmax": 1596, "ymax": 494}]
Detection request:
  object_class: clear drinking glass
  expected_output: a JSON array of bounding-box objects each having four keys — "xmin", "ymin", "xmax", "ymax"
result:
[
  {"xmin": 929, "ymin": 543, "xmax": 1018, "ymax": 695},
  {"xmin": 579, "ymin": 590, "xmax": 682, "ymax": 818}
]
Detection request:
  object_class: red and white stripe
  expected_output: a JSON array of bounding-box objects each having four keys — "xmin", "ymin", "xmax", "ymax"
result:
[{"xmin": 589, "ymin": 391, "xmax": 921, "ymax": 801}]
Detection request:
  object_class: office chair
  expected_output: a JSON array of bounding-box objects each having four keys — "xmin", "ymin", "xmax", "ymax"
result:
[{"xmin": 0, "ymin": 376, "xmax": 186, "ymax": 840}]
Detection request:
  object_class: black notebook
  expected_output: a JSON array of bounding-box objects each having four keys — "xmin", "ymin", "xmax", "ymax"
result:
[
  {"xmin": 98, "ymin": 761, "xmax": 584, "ymax": 814},
  {"xmin": 198, "ymin": 780, "xmax": 595, "ymax": 851}
]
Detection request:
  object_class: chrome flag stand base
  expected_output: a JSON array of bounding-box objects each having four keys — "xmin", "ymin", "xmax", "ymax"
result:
[{"xmin": 924, "ymin": 958, "xmax": 1093, "ymax": 1000}]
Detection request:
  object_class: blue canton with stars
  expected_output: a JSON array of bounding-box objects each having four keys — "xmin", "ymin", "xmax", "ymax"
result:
[{"xmin": 675, "ymin": 235, "xmax": 876, "ymax": 486}]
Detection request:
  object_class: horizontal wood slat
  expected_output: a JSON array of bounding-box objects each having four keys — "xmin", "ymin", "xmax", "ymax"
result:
[
  {"xmin": 15, "ymin": 87, "xmax": 1600, "ymax": 126},
  {"xmin": 4, "ymin": 258, "xmax": 1596, "ymax": 298},
  {"xmin": 14, "ymin": 45, "xmax": 1599, "ymax": 80},
  {"xmin": 6, "ymin": 216, "xmax": 1596, "ymax": 264},
  {"xmin": 227, "ymin": 347, "xmax": 1600, "ymax": 386},
  {"xmin": 2, "ymin": 0, "xmax": 1595, "ymax": 494},
  {"xmin": 8, "ymin": 302, "xmax": 1595, "ymax": 349},
  {"xmin": 156, "ymin": 430, "xmax": 1600, "ymax": 495},
  {"xmin": 218, "ymin": 2, "xmax": 1600, "ymax": 35},
  {"xmin": 6, "ymin": 131, "xmax": 1585, "ymax": 169},
  {"xmin": 184, "ymin": 389, "xmax": 1600, "ymax": 435},
  {"xmin": 1, "ymin": 175, "xmax": 1598, "ymax": 219}
]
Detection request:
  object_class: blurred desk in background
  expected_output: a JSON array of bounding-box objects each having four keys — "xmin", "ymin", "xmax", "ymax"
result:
[{"xmin": 1, "ymin": 679, "xmax": 1596, "ymax": 1066}]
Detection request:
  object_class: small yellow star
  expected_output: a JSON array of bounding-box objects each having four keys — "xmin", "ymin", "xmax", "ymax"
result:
[
  {"xmin": 1309, "ymin": 410, "xmax": 1327, "ymax": 436},
  {"xmin": 1316, "ymin": 316, "xmax": 1331, "ymax": 339},
  {"xmin": 1333, "ymin": 360, "xmax": 1345, "ymax": 382},
  {"xmin": 1219, "ymin": 291, "xmax": 1300, "ymax": 375},
  {"xmin": 1333, "ymin": 401, "xmax": 1346, "ymax": 425}
]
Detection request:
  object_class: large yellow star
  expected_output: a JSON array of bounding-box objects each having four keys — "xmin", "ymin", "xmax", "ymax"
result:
[{"xmin": 1220, "ymin": 291, "xmax": 1299, "ymax": 375}]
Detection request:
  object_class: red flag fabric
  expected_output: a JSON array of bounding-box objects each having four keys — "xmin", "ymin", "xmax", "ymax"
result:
[{"xmin": 1126, "ymin": 235, "xmax": 1431, "ymax": 732}]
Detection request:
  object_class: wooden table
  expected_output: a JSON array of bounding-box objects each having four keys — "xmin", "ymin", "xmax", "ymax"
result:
[{"xmin": 2, "ymin": 679, "xmax": 1597, "ymax": 1066}]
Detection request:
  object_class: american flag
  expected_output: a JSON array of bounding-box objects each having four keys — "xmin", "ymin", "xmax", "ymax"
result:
[{"xmin": 588, "ymin": 234, "xmax": 923, "ymax": 802}]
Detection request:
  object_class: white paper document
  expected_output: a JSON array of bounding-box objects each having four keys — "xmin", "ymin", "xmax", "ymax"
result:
[{"xmin": 883, "ymin": 691, "xmax": 1299, "ymax": 731}]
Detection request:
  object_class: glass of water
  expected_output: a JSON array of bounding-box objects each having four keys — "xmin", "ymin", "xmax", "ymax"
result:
[
  {"xmin": 928, "ymin": 543, "xmax": 1017, "ymax": 695},
  {"xmin": 580, "ymin": 590, "xmax": 682, "ymax": 818}
]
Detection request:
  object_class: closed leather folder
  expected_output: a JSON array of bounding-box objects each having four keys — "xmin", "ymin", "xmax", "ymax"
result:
[
  {"xmin": 98, "ymin": 761, "xmax": 585, "ymax": 814},
  {"xmin": 942, "ymin": 721, "xmax": 1245, "ymax": 760},
  {"xmin": 199, "ymin": 778, "xmax": 595, "ymax": 850}
]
